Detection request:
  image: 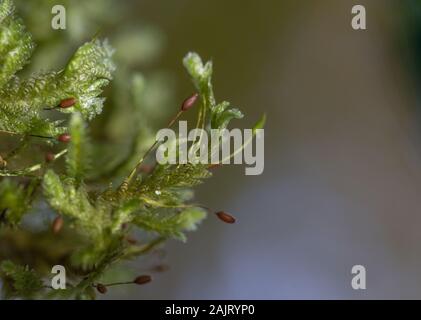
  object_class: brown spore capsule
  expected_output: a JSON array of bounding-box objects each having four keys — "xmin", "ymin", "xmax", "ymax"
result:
[
  {"xmin": 59, "ymin": 98, "xmax": 77, "ymax": 109},
  {"xmin": 215, "ymin": 211, "xmax": 236, "ymax": 224},
  {"xmin": 96, "ymin": 283, "xmax": 108, "ymax": 294},
  {"xmin": 181, "ymin": 93, "xmax": 199, "ymax": 111},
  {"xmin": 52, "ymin": 216, "xmax": 64, "ymax": 234},
  {"xmin": 133, "ymin": 275, "xmax": 152, "ymax": 285},
  {"xmin": 57, "ymin": 133, "xmax": 71, "ymax": 143},
  {"xmin": 45, "ymin": 152, "xmax": 55, "ymax": 163}
]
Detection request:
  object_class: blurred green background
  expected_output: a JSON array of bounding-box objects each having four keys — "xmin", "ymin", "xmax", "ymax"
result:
[{"xmin": 13, "ymin": 0, "xmax": 421, "ymax": 299}]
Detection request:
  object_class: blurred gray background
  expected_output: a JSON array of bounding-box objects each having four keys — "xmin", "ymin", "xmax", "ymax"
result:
[{"xmin": 93, "ymin": 0, "xmax": 421, "ymax": 299}]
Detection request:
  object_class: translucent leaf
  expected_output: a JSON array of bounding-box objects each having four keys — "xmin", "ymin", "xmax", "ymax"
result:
[
  {"xmin": 211, "ymin": 101, "xmax": 244, "ymax": 129},
  {"xmin": 133, "ymin": 207, "xmax": 207, "ymax": 241},
  {"xmin": 0, "ymin": 260, "xmax": 43, "ymax": 299},
  {"xmin": 0, "ymin": 38, "xmax": 115, "ymax": 136},
  {"xmin": 0, "ymin": 178, "xmax": 29, "ymax": 226},
  {"xmin": 0, "ymin": 0, "xmax": 35, "ymax": 88},
  {"xmin": 66, "ymin": 113, "xmax": 91, "ymax": 184}
]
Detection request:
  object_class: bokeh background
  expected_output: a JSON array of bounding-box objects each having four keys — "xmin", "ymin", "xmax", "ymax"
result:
[{"xmin": 15, "ymin": 0, "xmax": 421, "ymax": 299}]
